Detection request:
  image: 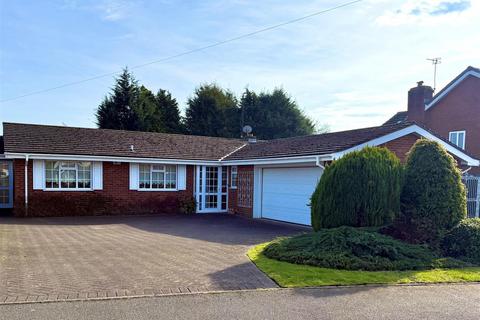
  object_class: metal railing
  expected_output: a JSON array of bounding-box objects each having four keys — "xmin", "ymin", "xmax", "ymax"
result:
[{"xmin": 462, "ymin": 175, "xmax": 480, "ymax": 218}]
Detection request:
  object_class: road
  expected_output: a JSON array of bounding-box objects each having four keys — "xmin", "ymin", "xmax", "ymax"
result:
[{"xmin": 1, "ymin": 284, "xmax": 479, "ymax": 320}]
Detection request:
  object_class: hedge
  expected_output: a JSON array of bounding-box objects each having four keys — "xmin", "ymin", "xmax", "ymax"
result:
[{"xmin": 311, "ymin": 147, "xmax": 402, "ymax": 230}]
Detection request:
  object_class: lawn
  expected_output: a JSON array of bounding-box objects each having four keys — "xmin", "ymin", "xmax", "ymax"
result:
[{"xmin": 248, "ymin": 243, "xmax": 480, "ymax": 287}]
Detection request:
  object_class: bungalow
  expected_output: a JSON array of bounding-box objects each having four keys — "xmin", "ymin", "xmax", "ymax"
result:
[{"xmin": 1, "ymin": 121, "xmax": 478, "ymax": 225}]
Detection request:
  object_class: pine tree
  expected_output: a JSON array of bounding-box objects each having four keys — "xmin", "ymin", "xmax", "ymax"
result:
[
  {"xmin": 240, "ymin": 88, "xmax": 316, "ymax": 139},
  {"xmin": 184, "ymin": 84, "xmax": 240, "ymax": 137},
  {"xmin": 135, "ymin": 86, "xmax": 163, "ymax": 132},
  {"xmin": 96, "ymin": 68, "xmax": 140, "ymax": 130},
  {"xmin": 156, "ymin": 89, "xmax": 183, "ymax": 134}
]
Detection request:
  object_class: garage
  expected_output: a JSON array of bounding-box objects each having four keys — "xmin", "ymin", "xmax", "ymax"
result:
[{"xmin": 261, "ymin": 167, "xmax": 323, "ymax": 225}]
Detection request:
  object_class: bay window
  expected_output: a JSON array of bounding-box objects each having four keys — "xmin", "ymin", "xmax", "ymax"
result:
[
  {"xmin": 139, "ymin": 164, "xmax": 177, "ymax": 190},
  {"xmin": 45, "ymin": 161, "xmax": 92, "ymax": 189}
]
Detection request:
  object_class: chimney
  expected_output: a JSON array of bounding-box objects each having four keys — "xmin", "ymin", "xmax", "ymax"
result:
[{"xmin": 407, "ymin": 81, "xmax": 433, "ymax": 124}]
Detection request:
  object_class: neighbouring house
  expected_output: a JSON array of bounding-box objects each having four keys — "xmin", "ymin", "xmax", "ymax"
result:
[
  {"xmin": 0, "ymin": 120, "xmax": 478, "ymax": 224},
  {"xmin": 384, "ymin": 66, "xmax": 480, "ymax": 216}
]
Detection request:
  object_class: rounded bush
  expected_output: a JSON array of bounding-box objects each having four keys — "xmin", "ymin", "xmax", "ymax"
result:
[
  {"xmin": 442, "ymin": 218, "xmax": 480, "ymax": 264},
  {"xmin": 311, "ymin": 147, "xmax": 402, "ymax": 230},
  {"xmin": 262, "ymin": 227, "xmax": 468, "ymax": 271},
  {"xmin": 396, "ymin": 139, "xmax": 466, "ymax": 245}
]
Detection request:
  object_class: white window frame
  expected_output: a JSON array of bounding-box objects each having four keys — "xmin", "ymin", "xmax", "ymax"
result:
[
  {"xmin": 449, "ymin": 130, "xmax": 466, "ymax": 150},
  {"xmin": 139, "ymin": 164, "xmax": 178, "ymax": 191},
  {"xmin": 230, "ymin": 166, "xmax": 238, "ymax": 189},
  {"xmin": 44, "ymin": 161, "xmax": 93, "ymax": 191}
]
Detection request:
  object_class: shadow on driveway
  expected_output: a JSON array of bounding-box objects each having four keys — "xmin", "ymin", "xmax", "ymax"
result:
[
  {"xmin": 0, "ymin": 214, "xmax": 308, "ymax": 245},
  {"xmin": 0, "ymin": 214, "xmax": 306, "ymax": 301}
]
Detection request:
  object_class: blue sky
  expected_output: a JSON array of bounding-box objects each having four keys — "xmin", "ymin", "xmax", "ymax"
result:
[{"xmin": 1, "ymin": 0, "xmax": 479, "ymax": 135}]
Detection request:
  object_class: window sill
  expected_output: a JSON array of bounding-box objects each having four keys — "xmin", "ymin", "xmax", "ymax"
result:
[
  {"xmin": 42, "ymin": 188, "xmax": 94, "ymax": 192},
  {"xmin": 137, "ymin": 188, "xmax": 179, "ymax": 192},
  {"xmin": 230, "ymin": 186, "xmax": 237, "ymax": 190}
]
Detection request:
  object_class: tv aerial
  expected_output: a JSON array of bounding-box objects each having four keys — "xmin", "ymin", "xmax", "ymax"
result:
[
  {"xmin": 242, "ymin": 125, "xmax": 253, "ymax": 135},
  {"xmin": 427, "ymin": 57, "xmax": 441, "ymax": 92}
]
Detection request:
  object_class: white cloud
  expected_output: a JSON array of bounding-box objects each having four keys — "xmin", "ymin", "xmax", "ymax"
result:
[{"xmin": 376, "ymin": 0, "xmax": 475, "ymax": 26}]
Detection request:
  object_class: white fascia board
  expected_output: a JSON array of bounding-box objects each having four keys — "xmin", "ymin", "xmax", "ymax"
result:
[
  {"xmin": 425, "ymin": 70, "xmax": 480, "ymax": 110},
  {"xmin": 3, "ymin": 152, "xmax": 221, "ymax": 165},
  {"xmin": 223, "ymin": 154, "xmax": 334, "ymax": 166},
  {"xmin": 331, "ymin": 125, "xmax": 479, "ymax": 166}
]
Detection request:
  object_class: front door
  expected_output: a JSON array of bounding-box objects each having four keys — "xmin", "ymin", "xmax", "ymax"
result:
[
  {"xmin": 195, "ymin": 166, "xmax": 228, "ymax": 213},
  {"xmin": 0, "ymin": 161, "xmax": 13, "ymax": 209}
]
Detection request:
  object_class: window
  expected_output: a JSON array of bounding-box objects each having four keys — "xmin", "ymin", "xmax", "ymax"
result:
[
  {"xmin": 237, "ymin": 170, "xmax": 253, "ymax": 208},
  {"xmin": 139, "ymin": 164, "xmax": 177, "ymax": 190},
  {"xmin": 449, "ymin": 131, "xmax": 466, "ymax": 150},
  {"xmin": 45, "ymin": 161, "xmax": 92, "ymax": 189},
  {"xmin": 230, "ymin": 166, "xmax": 238, "ymax": 189}
]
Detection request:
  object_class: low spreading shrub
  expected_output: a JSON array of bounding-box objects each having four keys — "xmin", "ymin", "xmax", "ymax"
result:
[
  {"xmin": 179, "ymin": 196, "xmax": 196, "ymax": 214},
  {"xmin": 263, "ymin": 227, "xmax": 470, "ymax": 271},
  {"xmin": 311, "ymin": 147, "xmax": 402, "ymax": 230},
  {"xmin": 442, "ymin": 219, "xmax": 480, "ymax": 264}
]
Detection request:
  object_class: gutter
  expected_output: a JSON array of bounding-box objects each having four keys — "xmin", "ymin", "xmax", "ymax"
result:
[
  {"xmin": 315, "ymin": 156, "xmax": 325, "ymax": 169},
  {"xmin": 24, "ymin": 154, "xmax": 29, "ymax": 215}
]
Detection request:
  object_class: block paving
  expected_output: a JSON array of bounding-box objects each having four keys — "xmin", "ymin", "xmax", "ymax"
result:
[{"xmin": 0, "ymin": 214, "xmax": 304, "ymax": 304}]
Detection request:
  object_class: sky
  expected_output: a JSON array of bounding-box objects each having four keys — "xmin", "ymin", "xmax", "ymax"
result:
[{"xmin": 0, "ymin": 0, "xmax": 479, "ymax": 135}]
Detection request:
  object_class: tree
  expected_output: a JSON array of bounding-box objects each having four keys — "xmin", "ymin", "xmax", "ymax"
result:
[
  {"xmin": 96, "ymin": 68, "xmax": 140, "ymax": 130},
  {"xmin": 95, "ymin": 69, "xmax": 184, "ymax": 134},
  {"xmin": 392, "ymin": 139, "xmax": 467, "ymax": 245},
  {"xmin": 135, "ymin": 85, "xmax": 163, "ymax": 132},
  {"xmin": 311, "ymin": 147, "xmax": 402, "ymax": 231},
  {"xmin": 240, "ymin": 88, "xmax": 316, "ymax": 139},
  {"xmin": 184, "ymin": 84, "xmax": 240, "ymax": 137},
  {"xmin": 155, "ymin": 89, "xmax": 183, "ymax": 134}
]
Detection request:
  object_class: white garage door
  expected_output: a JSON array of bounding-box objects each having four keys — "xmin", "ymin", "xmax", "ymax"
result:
[{"xmin": 261, "ymin": 167, "xmax": 323, "ymax": 225}]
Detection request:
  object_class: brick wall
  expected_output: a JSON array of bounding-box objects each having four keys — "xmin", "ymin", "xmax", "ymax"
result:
[
  {"xmin": 380, "ymin": 134, "xmax": 466, "ymax": 171},
  {"xmin": 423, "ymin": 76, "xmax": 480, "ymax": 174},
  {"xmin": 13, "ymin": 160, "xmax": 194, "ymax": 217},
  {"xmin": 228, "ymin": 165, "xmax": 254, "ymax": 218},
  {"xmin": 380, "ymin": 133, "xmax": 420, "ymax": 163}
]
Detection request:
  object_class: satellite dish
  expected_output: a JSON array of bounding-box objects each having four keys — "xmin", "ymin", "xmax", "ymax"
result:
[{"xmin": 242, "ymin": 125, "xmax": 253, "ymax": 134}]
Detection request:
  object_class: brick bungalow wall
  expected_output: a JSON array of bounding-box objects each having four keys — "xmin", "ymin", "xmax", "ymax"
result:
[
  {"xmin": 13, "ymin": 160, "xmax": 195, "ymax": 217},
  {"xmin": 381, "ymin": 133, "xmax": 467, "ymax": 170},
  {"xmin": 380, "ymin": 133, "xmax": 420, "ymax": 163}
]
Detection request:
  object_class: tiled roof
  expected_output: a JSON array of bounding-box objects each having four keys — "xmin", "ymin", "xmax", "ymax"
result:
[
  {"xmin": 224, "ymin": 122, "xmax": 414, "ymax": 160},
  {"xmin": 383, "ymin": 111, "xmax": 408, "ymax": 125},
  {"xmin": 2, "ymin": 123, "xmax": 246, "ymax": 161},
  {"xmin": 4, "ymin": 121, "xmax": 474, "ymax": 163}
]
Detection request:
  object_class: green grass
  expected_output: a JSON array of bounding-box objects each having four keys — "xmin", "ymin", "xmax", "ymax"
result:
[{"xmin": 248, "ymin": 243, "xmax": 480, "ymax": 287}]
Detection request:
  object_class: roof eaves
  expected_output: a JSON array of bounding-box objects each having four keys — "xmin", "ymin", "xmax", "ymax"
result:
[{"xmin": 426, "ymin": 66, "xmax": 480, "ymax": 110}]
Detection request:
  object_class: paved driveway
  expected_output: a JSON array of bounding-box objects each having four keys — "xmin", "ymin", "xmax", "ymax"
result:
[{"xmin": 0, "ymin": 214, "xmax": 305, "ymax": 303}]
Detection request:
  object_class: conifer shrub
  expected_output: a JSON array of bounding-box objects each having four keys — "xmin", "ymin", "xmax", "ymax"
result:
[
  {"xmin": 263, "ymin": 227, "xmax": 469, "ymax": 271},
  {"xmin": 311, "ymin": 147, "xmax": 402, "ymax": 230},
  {"xmin": 391, "ymin": 139, "xmax": 466, "ymax": 245}
]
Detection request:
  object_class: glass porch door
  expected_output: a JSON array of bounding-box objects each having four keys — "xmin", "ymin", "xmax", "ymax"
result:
[
  {"xmin": 0, "ymin": 161, "xmax": 13, "ymax": 209},
  {"xmin": 195, "ymin": 166, "xmax": 228, "ymax": 213}
]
